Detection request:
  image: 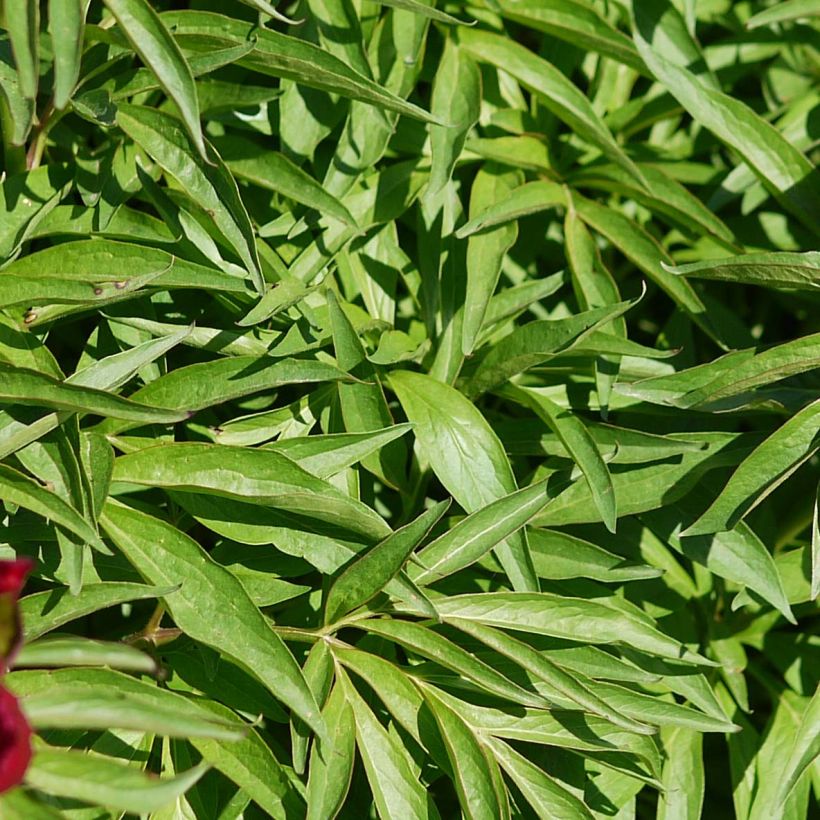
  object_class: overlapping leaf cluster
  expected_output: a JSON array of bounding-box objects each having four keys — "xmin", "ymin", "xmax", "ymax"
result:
[{"xmin": 0, "ymin": 0, "xmax": 818, "ymax": 817}]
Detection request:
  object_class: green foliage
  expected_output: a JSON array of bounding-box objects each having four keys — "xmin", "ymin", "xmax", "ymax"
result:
[{"xmin": 0, "ymin": 0, "xmax": 818, "ymax": 816}]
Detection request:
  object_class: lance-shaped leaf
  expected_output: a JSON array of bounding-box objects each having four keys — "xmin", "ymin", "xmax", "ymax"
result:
[
  {"xmin": 570, "ymin": 193, "xmax": 727, "ymax": 346},
  {"xmin": 266, "ymin": 426, "xmax": 413, "ymax": 480},
  {"xmin": 0, "ymin": 363, "xmax": 187, "ymax": 423},
  {"xmin": 391, "ymin": 370, "xmax": 538, "ymax": 591},
  {"xmin": 509, "ymin": 387, "xmax": 616, "ymax": 532},
  {"xmin": 212, "ymin": 133, "xmax": 355, "ymax": 225},
  {"xmin": 324, "ymin": 500, "xmax": 447, "ymax": 624},
  {"xmin": 663, "ymin": 251, "xmax": 820, "ymax": 291},
  {"xmin": 12, "ymin": 668, "xmax": 244, "ymax": 740},
  {"xmin": 485, "ymin": 735, "xmax": 595, "ymax": 820},
  {"xmin": 418, "ymin": 681, "xmax": 509, "ymax": 819},
  {"xmin": 446, "ymin": 617, "xmax": 655, "ymax": 735},
  {"xmin": 104, "ymin": 0, "xmax": 206, "ymax": 160},
  {"xmin": 1, "ymin": 239, "xmax": 251, "ymax": 295},
  {"xmin": 338, "ymin": 669, "xmax": 436, "ymax": 820},
  {"xmin": 111, "ymin": 443, "xmax": 390, "ymax": 542},
  {"xmin": 357, "ymin": 619, "xmax": 549, "ymax": 708},
  {"xmin": 327, "ymin": 290, "xmax": 407, "ymax": 489},
  {"xmin": 492, "ymin": 0, "xmax": 643, "ymax": 72},
  {"xmin": 0, "ymin": 465, "xmax": 107, "ymax": 553},
  {"xmin": 116, "ymin": 104, "xmax": 263, "ymax": 291},
  {"xmin": 466, "ymin": 295, "xmax": 639, "ymax": 399},
  {"xmin": 427, "ymin": 40, "xmax": 480, "ymax": 197},
  {"xmin": 191, "ymin": 700, "xmax": 306, "ymax": 818},
  {"xmin": 456, "ymin": 28, "xmax": 645, "ymax": 184},
  {"xmin": 104, "ymin": 356, "xmax": 347, "ymax": 417},
  {"xmin": 5, "ymin": 0, "xmax": 38, "ymax": 99},
  {"xmin": 686, "ymin": 399, "xmax": 820, "ymax": 535},
  {"xmin": 14, "ymin": 637, "xmax": 157, "ymax": 673},
  {"xmin": 411, "ymin": 480, "xmax": 551, "ymax": 585},
  {"xmin": 746, "ymin": 0, "xmax": 820, "ymax": 29},
  {"xmin": 49, "ymin": 0, "xmax": 84, "ymax": 109},
  {"xmin": 456, "ymin": 180, "xmax": 565, "ymax": 238},
  {"xmin": 24, "ymin": 746, "xmax": 209, "ymax": 815},
  {"xmin": 633, "ymin": 17, "xmax": 820, "ymax": 235},
  {"xmin": 161, "ymin": 10, "xmax": 439, "ymax": 123},
  {"xmin": 101, "ymin": 501, "xmax": 325, "ymax": 739},
  {"xmin": 616, "ymin": 334, "xmax": 820, "ymax": 410},
  {"xmin": 461, "ymin": 165, "xmax": 522, "ymax": 356},
  {"xmin": 306, "ymin": 686, "xmax": 356, "ymax": 820},
  {"xmin": 20, "ymin": 582, "xmax": 175, "ymax": 641},
  {"xmin": 423, "ymin": 592, "xmax": 716, "ymax": 665}
]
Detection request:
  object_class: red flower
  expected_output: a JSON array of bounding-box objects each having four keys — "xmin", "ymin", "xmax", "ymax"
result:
[{"xmin": 0, "ymin": 558, "xmax": 34, "ymax": 794}]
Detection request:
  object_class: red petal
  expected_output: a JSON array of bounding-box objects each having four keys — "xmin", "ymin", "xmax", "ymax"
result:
[
  {"xmin": 0, "ymin": 559, "xmax": 34, "ymax": 596},
  {"xmin": 0, "ymin": 684, "xmax": 32, "ymax": 793}
]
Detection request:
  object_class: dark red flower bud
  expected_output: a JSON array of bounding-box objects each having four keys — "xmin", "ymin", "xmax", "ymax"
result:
[
  {"xmin": 0, "ymin": 559, "xmax": 33, "ymax": 670},
  {"xmin": 0, "ymin": 684, "xmax": 32, "ymax": 794}
]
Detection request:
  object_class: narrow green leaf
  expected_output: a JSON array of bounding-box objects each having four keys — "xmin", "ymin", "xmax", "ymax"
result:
[
  {"xmin": 105, "ymin": 0, "xmax": 206, "ymax": 160},
  {"xmin": 564, "ymin": 207, "xmax": 624, "ymax": 417},
  {"xmin": 493, "ymin": 0, "xmax": 644, "ymax": 72},
  {"xmin": 0, "ymin": 363, "xmax": 187, "ymax": 423},
  {"xmin": 25, "ymin": 746, "xmax": 208, "ymax": 815},
  {"xmin": 663, "ymin": 251, "xmax": 820, "ymax": 291},
  {"xmin": 212, "ymin": 133, "xmax": 356, "ymax": 225},
  {"xmin": 0, "ymin": 462, "xmax": 108, "ymax": 553},
  {"xmin": 446, "ymin": 617, "xmax": 655, "ymax": 735},
  {"xmin": 391, "ymin": 370, "xmax": 538, "ymax": 591},
  {"xmin": 615, "ymin": 334, "xmax": 820, "ymax": 410},
  {"xmin": 5, "ymin": 0, "xmax": 39, "ymax": 99},
  {"xmin": 633, "ymin": 18, "xmax": 820, "ymax": 234},
  {"xmin": 14, "ymin": 636, "xmax": 157, "ymax": 673},
  {"xmin": 687, "ymin": 399, "xmax": 820, "ymax": 534},
  {"xmin": 48, "ymin": 0, "xmax": 84, "ymax": 109},
  {"xmin": 358, "ymin": 618, "xmax": 549, "ymax": 708},
  {"xmin": 767, "ymin": 684, "xmax": 820, "ymax": 813},
  {"xmin": 111, "ymin": 442, "xmax": 390, "ymax": 542},
  {"xmin": 457, "ymin": 28, "xmax": 646, "ymax": 184},
  {"xmin": 426, "ymin": 592, "xmax": 717, "ymax": 665},
  {"xmin": 101, "ymin": 501, "xmax": 326, "ymax": 739},
  {"xmin": 191, "ymin": 700, "xmax": 305, "ymax": 819},
  {"xmin": 105, "ymin": 356, "xmax": 346, "ymax": 416},
  {"xmin": 570, "ymin": 192, "xmax": 727, "ymax": 346},
  {"xmin": 266, "ymin": 426, "xmax": 413, "ymax": 480},
  {"xmin": 461, "ymin": 166, "xmax": 522, "ymax": 355},
  {"xmin": 373, "ymin": 0, "xmax": 471, "ymax": 25},
  {"xmin": 306, "ymin": 686, "xmax": 356, "ymax": 820},
  {"xmin": 466, "ymin": 295, "xmax": 639, "ymax": 399},
  {"xmin": 427, "ymin": 40, "xmax": 480, "ymax": 197},
  {"xmin": 485, "ymin": 735, "xmax": 595, "ymax": 820},
  {"xmin": 419, "ymin": 681, "xmax": 508, "ymax": 820},
  {"xmin": 162, "ymin": 11, "xmax": 440, "ymax": 123},
  {"xmin": 746, "ymin": 0, "xmax": 820, "ymax": 29},
  {"xmin": 456, "ymin": 180, "xmax": 565, "ymax": 239},
  {"xmin": 656, "ymin": 727, "xmax": 705, "ymax": 820},
  {"xmin": 510, "ymin": 387, "xmax": 616, "ymax": 532},
  {"xmin": 411, "ymin": 480, "xmax": 551, "ymax": 585},
  {"xmin": 339, "ymin": 669, "xmax": 437, "ymax": 819},
  {"xmin": 327, "ymin": 290, "xmax": 407, "ymax": 489},
  {"xmin": 116, "ymin": 104, "xmax": 263, "ymax": 291},
  {"xmin": 528, "ymin": 529, "xmax": 661, "ymax": 583},
  {"xmin": 13, "ymin": 669, "xmax": 244, "ymax": 740},
  {"xmin": 324, "ymin": 500, "xmax": 448, "ymax": 624},
  {"xmin": 20, "ymin": 582, "xmax": 175, "ymax": 641}
]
